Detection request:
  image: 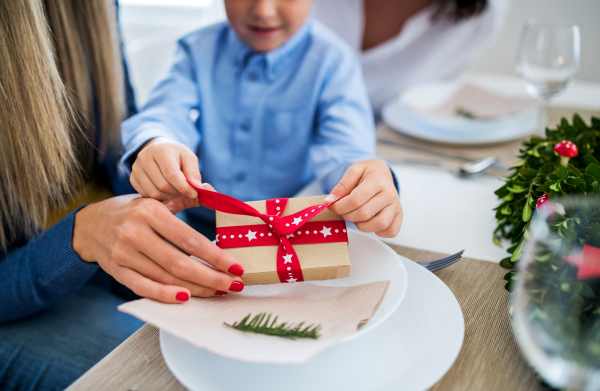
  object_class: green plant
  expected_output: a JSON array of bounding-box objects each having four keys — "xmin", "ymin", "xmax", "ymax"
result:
[
  {"xmin": 225, "ymin": 313, "xmax": 322, "ymax": 339},
  {"xmin": 493, "ymin": 114, "xmax": 600, "ymax": 291}
]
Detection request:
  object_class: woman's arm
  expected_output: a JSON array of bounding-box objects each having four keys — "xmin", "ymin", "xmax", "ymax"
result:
[
  {"xmin": 0, "ymin": 208, "xmax": 99, "ymax": 324},
  {"xmin": 1, "ymin": 192, "xmax": 245, "ymax": 324}
]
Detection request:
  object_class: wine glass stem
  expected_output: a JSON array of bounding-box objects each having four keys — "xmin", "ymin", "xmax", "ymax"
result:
[{"xmin": 537, "ymin": 99, "xmax": 548, "ymax": 136}]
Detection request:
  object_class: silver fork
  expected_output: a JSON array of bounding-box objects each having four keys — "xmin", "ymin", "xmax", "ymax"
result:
[{"xmin": 418, "ymin": 250, "xmax": 465, "ymax": 272}]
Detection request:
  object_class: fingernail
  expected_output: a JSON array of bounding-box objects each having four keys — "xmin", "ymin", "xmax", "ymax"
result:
[
  {"xmin": 176, "ymin": 291, "xmax": 190, "ymax": 302},
  {"xmin": 215, "ymin": 290, "xmax": 228, "ymax": 296},
  {"xmin": 324, "ymin": 194, "xmax": 337, "ymax": 203},
  {"xmin": 194, "ymin": 180, "xmax": 204, "ymax": 189},
  {"xmin": 229, "ymin": 281, "xmax": 244, "ymax": 292},
  {"xmin": 188, "ymin": 193, "xmax": 197, "ymax": 199},
  {"xmin": 228, "ymin": 264, "xmax": 244, "ymax": 277}
]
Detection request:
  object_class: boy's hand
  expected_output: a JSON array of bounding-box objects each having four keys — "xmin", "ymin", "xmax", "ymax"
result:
[
  {"xmin": 131, "ymin": 137, "xmax": 204, "ymax": 201},
  {"xmin": 324, "ymin": 159, "xmax": 403, "ymax": 238}
]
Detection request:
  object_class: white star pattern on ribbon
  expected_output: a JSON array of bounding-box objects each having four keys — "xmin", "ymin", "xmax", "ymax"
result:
[
  {"xmin": 215, "ymin": 234, "xmax": 219, "ymax": 242},
  {"xmin": 286, "ymin": 277, "xmax": 298, "ymax": 283},
  {"xmin": 286, "ymin": 233, "xmax": 295, "ymax": 239},
  {"xmin": 292, "ymin": 216, "xmax": 302, "ymax": 225},
  {"xmin": 320, "ymin": 226, "xmax": 332, "ymax": 238},
  {"xmin": 245, "ymin": 230, "xmax": 257, "ymax": 241},
  {"xmin": 282, "ymin": 254, "xmax": 293, "ymax": 264}
]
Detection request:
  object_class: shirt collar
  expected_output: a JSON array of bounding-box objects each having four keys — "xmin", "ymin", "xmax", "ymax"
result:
[{"xmin": 227, "ymin": 19, "xmax": 312, "ymax": 82}]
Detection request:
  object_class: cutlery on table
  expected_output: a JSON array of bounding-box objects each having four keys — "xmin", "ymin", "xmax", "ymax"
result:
[
  {"xmin": 377, "ymin": 138, "xmax": 508, "ymax": 176},
  {"xmin": 387, "ymin": 157, "xmax": 503, "ymax": 178},
  {"xmin": 377, "ymin": 138, "xmax": 472, "ymax": 162},
  {"xmin": 419, "ymin": 250, "xmax": 464, "ymax": 272}
]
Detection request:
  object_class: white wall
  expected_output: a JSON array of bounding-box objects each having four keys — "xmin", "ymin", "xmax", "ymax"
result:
[{"xmin": 471, "ymin": 0, "xmax": 600, "ymax": 82}]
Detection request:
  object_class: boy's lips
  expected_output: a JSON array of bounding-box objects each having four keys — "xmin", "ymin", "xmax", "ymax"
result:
[{"xmin": 247, "ymin": 24, "xmax": 281, "ymax": 37}]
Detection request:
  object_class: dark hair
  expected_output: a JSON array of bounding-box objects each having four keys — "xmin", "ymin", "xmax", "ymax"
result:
[{"xmin": 434, "ymin": 0, "xmax": 488, "ymax": 22}]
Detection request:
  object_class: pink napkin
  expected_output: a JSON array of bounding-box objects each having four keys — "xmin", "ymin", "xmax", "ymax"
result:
[
  {"xmin": 418, "ymin": 84, "xmax": 536, "ymax": 120},
  {"xmin": 118, "ymin": 281, "xmax": 389, "ymax": 365}
]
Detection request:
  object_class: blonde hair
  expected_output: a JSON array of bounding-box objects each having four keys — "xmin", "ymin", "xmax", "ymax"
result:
[
  {"xmin": 45, "ymin": 0, "xmax": 126, "ymax": 172},
  {"xmin": 0, "ymin": 0, "xmax": 125, "ymax": 252}
]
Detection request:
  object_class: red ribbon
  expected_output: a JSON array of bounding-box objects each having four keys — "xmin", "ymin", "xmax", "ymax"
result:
[{"xmin": 190, "ymin": 184, "xmax": 348, "ymax": 283}]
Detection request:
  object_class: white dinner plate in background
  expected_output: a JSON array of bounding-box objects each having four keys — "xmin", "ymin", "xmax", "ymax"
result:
[{"xmin": 382, "ymin": 79, "xmax": 538, "ymax": 145}]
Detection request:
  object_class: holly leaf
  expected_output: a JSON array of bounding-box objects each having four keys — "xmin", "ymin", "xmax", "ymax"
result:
[
  {"xmin": 584, "ymin": 154, "xmax": 600, "ymax": 167},
  {"xmin": 587, "ymin": 163, "xmax": 600, "ymax": 180},
  {"xmin": 556, "ymin": 166, "xmax": 569, "ymax": 180},
  {"xmin": 522, "ymin": 203, "xmax": 533, "ymax": 222}
]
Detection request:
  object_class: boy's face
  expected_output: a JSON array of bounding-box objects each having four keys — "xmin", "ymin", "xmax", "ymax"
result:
[{"xmin": 224, "ymin": 0, "xmax": 314, "ymax": 53}]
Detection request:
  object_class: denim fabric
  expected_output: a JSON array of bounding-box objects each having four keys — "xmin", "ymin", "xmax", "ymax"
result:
[{"xmin": 0, "ymin": 277, "xmax": 143, "ymax": 391}]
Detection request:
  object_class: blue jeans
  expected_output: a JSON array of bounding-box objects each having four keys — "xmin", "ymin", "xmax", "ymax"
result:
[{"xmin": 0, "ymin": 273, "xmax": 143, "ymax": 391}]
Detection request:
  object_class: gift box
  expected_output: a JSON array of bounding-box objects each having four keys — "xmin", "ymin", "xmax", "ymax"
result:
[{"xmin": 214, "ymin": 195, "xmax": 351, "ymax": 285}]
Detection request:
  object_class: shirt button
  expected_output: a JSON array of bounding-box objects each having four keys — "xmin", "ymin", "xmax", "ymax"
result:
[
  {"xmin": 241, "ymin": 120, "xmax": 251, "ymax": 131},
  {"xmin": 249, "ymin": 72, "xmax": 259, "ymax": 81},
  {"xmin": 236, "ymin": 172, "xmax": 246, "ymax": 181}
]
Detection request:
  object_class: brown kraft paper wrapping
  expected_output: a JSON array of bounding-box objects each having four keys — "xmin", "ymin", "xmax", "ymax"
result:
[{"xmin": 216, "ymin": 195, "xmax": 351, "ymax": 285}]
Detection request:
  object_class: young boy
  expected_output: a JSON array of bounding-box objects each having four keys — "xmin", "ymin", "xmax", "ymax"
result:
[{"xmin": 121, "ymin": 0, "xmax": 402, "ymax": 240}]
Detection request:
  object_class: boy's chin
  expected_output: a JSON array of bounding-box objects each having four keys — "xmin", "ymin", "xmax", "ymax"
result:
[{"xmin": 244, "ymin": 36, "xmax": 287, "ymax": 53}]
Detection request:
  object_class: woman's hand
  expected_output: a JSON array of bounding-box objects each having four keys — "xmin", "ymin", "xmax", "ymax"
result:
[
  {"xmin": 325, "ymin": 159, "xmax": 403, "ymax": 238},
  {"xmin": 130, "ymin": 137, "xmax": 203, "ymax": 201},
  {"xmin": 72, "ymin": 186, "xmax": 245, "ymax": 303}
]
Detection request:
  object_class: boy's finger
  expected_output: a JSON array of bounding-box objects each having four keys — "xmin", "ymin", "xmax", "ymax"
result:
[
  {"xmin": 354, "ymin": 203, "xmax": 397, "ymax": 232},
  {"xmin": 375, "ymin": 211, "xmax": 403, "ymax": 238},
  {"xmin": 180, "ymin": 152, "xmax": 204, "ymax": 190},
  {"xmin": 323, "ymin": 163, "xmax": 365, "ymax": 204},
  {"xmin": 145, "ymin": 160, "xmax": 179, "ymax": 196},
  {"xmin": 162, "ymin": 194, "xmax": 201, "ymax": 214},
  {"xmin": 328, "ymin": 174, "xmax": 381, "ymax": 216},
  {"xmin": 136, "ymin": 170, "xmax": 172, "ymax": 200},
  {"xmin": 341, "ymin": 191, "xmax": 391, "ymax": 223},
  {"xmin": 156, "ymin": 153, "xmax": 198, "ymax": 199},
  {"xmin": 130, "ymin": 175, "xmax": 147, "ymax": 197},
  {"xmin": 202, "ymin": 183, "xmax": 217, "ymax": 192}
]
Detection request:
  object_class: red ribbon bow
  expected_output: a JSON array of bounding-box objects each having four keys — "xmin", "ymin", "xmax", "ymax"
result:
[{"xmin": 190, "ymin": 185, "xmax": 348, "ymax": 283}]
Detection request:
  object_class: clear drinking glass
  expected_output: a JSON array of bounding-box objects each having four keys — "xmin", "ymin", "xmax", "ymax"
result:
[
  {"xmin": 515, "ymin": 20, "xmax": 581, "ymax": 135},
  {"xmin": 514, "ymin": 197, "xmax": 600, "ymax": 390}
]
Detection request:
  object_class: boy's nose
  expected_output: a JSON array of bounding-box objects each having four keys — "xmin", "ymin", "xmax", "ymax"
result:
[{"xmin": 251, "ymin": 0, "xmax": 278, "ymax": 20}]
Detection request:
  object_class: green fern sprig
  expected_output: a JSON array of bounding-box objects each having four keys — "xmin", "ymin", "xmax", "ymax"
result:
[{"xmin": 225, "ymin": 313, "xmax": 322, "ymax": 339}]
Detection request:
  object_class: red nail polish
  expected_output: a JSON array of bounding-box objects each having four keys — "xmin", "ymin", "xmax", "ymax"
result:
[
  {"xmin": 229, "ymin": 281, "xmax": 244, "ymax": 292},
  {"xmin": 176, "ymin": 291, "xmax": 190, "ymax": 302},
  {"xmin": 215, "ymin": 290, "xmax": 228, "ymax": 296},
  {"xmin": 228, "ymin": 264, "xmax": 244, "ymax": 277}
]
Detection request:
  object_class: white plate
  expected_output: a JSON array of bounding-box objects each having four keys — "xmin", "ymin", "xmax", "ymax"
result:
[
  {"xmin": 160, "ymin": 256, "xmax": 465, "ymax": 391},
  {"xmin": 381, "ymin": 80, "xmax": 538, "ymax": 145}
]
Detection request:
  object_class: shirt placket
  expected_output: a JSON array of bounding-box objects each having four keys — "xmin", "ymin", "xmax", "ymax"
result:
[{"xmin": 230, "ymin": 55, "xmax": 266, "ymax": 200}]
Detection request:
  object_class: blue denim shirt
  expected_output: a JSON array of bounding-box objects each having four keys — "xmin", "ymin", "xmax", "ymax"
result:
[{"xmin": 121, "ymin": 20, "xmax": 384, "ymax": 212}]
